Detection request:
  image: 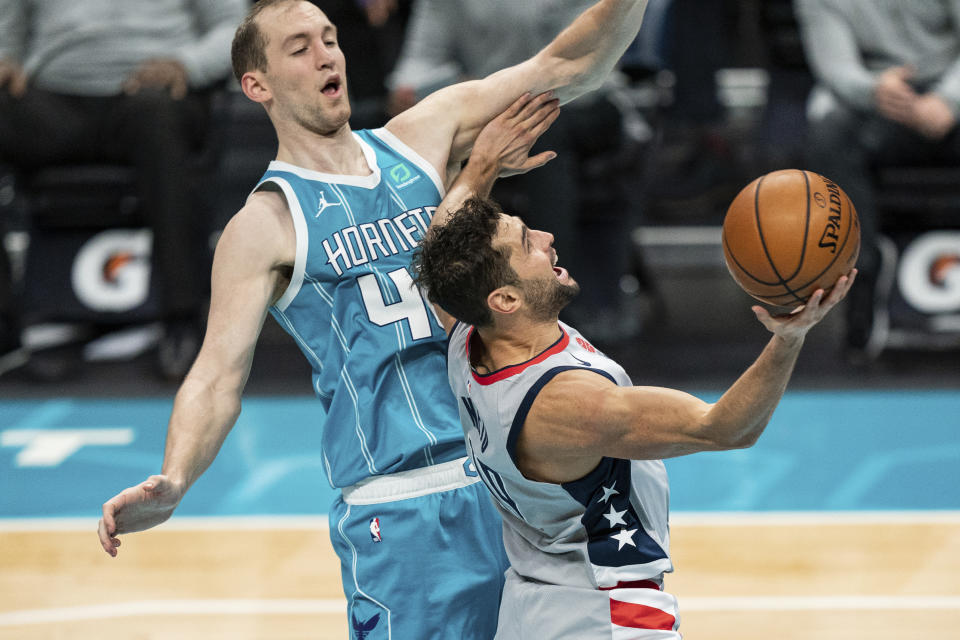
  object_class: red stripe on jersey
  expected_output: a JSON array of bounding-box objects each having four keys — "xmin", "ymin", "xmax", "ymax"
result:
[
  {"xmin": 609, "ymin": 599, "xmax": 676, "ymax": 631},
  {"xmin": 468, "ymin": 326, "xmax": 570, "ymax": 385},
  {"xmin": 599, "ymin": 580, "xmax": 661, "ymax": 591}
]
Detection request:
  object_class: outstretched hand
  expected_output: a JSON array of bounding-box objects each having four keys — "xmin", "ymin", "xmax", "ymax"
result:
[
  {"xmin": 470, "ymin": 91, "xmax": 561, "ymax": 178},
  {"xmin": 752, "ymin": 270, "xmax": 857, "ymax": 341},
  {"xmin": 97, "ymin": 474, "xmax": 184, "ymax": 557}
]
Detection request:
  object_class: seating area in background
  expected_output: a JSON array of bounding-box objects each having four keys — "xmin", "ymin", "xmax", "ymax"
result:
[
  {"xmin": 753, "ymin": 0, "xmax": 960, "ymax": 358},
  {"xmin": 0, "ymin": 87, "xmax": 277, "ymax": 380},
  {"xmin": 2, "ymin": 0, "xmax": 958, "ymax": 383}
]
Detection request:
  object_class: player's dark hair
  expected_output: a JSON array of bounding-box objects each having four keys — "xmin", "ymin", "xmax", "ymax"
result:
[
  {"xmin": 413, "ymin": 197, "xmax": 519, "ymax": 328},
  {"xmin": 231, "ymin": 0, "xmax": 297, "ymax": 83}
]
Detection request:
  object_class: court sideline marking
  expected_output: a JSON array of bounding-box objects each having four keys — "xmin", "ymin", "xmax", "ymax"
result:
[
  {"xmin": 3, "ymin": 512, "xmax": 959, "ymax": 627},
  {"xmin": 4, "ymin": 510, "xmax": 960, "ymax": 531},
  {"xmin": 3, "ymin": 596, "xmax": 960, "ymax": 627}
]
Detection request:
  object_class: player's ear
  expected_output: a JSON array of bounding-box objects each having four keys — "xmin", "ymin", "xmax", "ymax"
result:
[
  {"xmin": 241, "ymin": 71, "xmax": 271, "ymax": 103},
  {"xmin": 488, "ymin": 286, "xmax": 521, "ymax": 315}
]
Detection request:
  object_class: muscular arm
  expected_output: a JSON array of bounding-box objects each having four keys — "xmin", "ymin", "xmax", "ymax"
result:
[
  {"xmin": 385, "ymin": 0, "xmax": 648, "ymax": 178},
  {"xmin": 98, "ymin": 191, "xmax": 295, "ymax": 555},
  {"xmin": 518, "ymin": 276, "xmax": 856, "ymax": 483},
  {"xmin": 160, "ymin": 193, "xmax": 293, "ymax": 488}
]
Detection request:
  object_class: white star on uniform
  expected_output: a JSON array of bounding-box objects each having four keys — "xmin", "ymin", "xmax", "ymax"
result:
[
  {"xmin": 611, "ymin": 528, "xmax": 637, "ymax": 551},
  {"xmin": 602, "ymin": 505, "xmax": 628, "ymax": 528},
  {"xmin": 599, "ymin": 483, "xmax": 619, "ymax": 503}
]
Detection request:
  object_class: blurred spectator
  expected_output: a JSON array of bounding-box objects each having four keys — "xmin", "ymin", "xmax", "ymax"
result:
[
  {"xmin": 387, "ymin": 0, "xmax": 642, "ymax": 340},
  {"xmin": 0, "ymin": 0, "xmax": 246, "ymax": 379},
  {"xmin": 643, "ymin": 0, "xmax": 743, "ymax": 217},
  {"xmin": 795, "ymin": 0, "xmax": 960, "ymax": 359}
]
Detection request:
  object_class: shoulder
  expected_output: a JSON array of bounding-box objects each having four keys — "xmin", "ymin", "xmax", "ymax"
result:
[
  {"xmin": 534, "ymin": 367, "xmax": 618, "ymax": 403},
  {"xmin": 216, "ymin": 190, "xmax": 296, "ymax": 269},
  {"xmin": 383, "ymin": 84, "xmax": 474, "ymax": 176}
]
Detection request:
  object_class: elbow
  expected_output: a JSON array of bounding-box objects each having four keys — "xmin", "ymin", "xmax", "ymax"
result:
[
  {"xmin": 697, "ymin": 416, "xmax": 766, "ymax": 452},
  {"xmin": 559, "ymin": 70, "xmax": 604, "ymax": 102},
  {"xmin": 534, "ymin": 54, "xmax": 599, "ymax": 102},
  {"xmin": 727, "ymin": 430, "xmax": 762, "ymax": 450}
]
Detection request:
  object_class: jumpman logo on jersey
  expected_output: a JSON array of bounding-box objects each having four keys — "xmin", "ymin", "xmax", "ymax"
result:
[{"xmin": 315, "ymin": 190, "xmax": 343, "ymax": 217}]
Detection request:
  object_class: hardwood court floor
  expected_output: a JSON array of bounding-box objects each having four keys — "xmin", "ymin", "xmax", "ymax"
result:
[{"xmin": 1, "ymin": 514, "xmax": 958, "ymax": 639}]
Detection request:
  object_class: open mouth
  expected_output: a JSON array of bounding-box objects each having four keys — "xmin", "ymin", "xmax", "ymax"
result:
[
  {"xmin": 322, "ymin": 77, "xmax": 341, "ymax": 97},
  {"xmin": 552, "ymin": 252, "xmax": 565, "ymax": 279}
]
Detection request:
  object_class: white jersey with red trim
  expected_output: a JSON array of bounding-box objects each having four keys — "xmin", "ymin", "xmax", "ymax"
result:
[{"xmin": 447, "ymin": 320, "xmax": 681, "ymax": 639}]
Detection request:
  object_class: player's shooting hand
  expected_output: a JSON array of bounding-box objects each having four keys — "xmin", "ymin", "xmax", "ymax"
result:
[
  {"xmin": 123, "ymin": 59, "xmax": 189, "ymax": 100},
  {"xmin": 752, "ymin": 270, "xmax": 857, "ymax": 342},
  {"xmin": 97, "ymin": 474, "xmax": 184, "ymax": 557},
  {"xmin": 472, "ymin": 91, "xmax": 560, "ymax": 178},
  {"xmin": 0, "ymin": 58, "xmax": 28, "ymax": 98}
]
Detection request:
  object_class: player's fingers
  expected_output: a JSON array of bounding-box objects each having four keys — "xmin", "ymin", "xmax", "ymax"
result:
[
  {"xmin": 515, "ymin": 91, "xmax": 556, "ymax": 123},
  {"xmin": 751, "ymin": 305, "xmax": 774, "ymax": 328},
  {"xmin": 500, "ymin": 93, "xmax": 533, "ymax": 121},
  {"xmin": 824, "ymin": 271, "xmax": 855, "ymax": 306},
  {"xmin": 520, "ymin": 99, "xmax": 560, "ymax": 131},
  {"xmin": 806, "ymin": 288, "xmax": 826, "ymax": 310},
  {"xmin": 97, "ymin": 518, "xmax": 118, "ymax": 556},
  {"xmin": 142, "ymin": 476, "xmax": 164, "ymax": 495},
  {"xmin": 101, "ymin": 499, "xmax": 118, "ymax": 533},
  {"xmin": 846, "ymin": 268, "xmax": 858, "ymax": 287},
  {"xmin": 528, "ymin": 103, "xmax": 561, "ymax": 136},
  {"xmin": 143, "ymin": 474, "xmax": 174, "ymax": 497},
  {"xmin": 517, "ymin": 151, "xmax": 558, "ymax": 174},
  {"xmin": 525, "ymin": 97, "xmax": 560, "ymax": 121}
]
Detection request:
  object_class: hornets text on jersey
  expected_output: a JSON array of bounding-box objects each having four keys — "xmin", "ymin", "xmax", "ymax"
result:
[{"xmin": 253, "ymin": 128, "xmax": 466, "ymax": 489}]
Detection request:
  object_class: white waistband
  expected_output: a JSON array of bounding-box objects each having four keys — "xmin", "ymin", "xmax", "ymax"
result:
[{"xmin": 341, "ymin": 456, "xmax": 481, "ymax": 505}]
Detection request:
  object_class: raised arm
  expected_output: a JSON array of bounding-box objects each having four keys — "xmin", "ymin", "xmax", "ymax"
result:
[
  {"xmin": 386, "ymin": 0, "xmax": 648, "ymax": 178},
  {"xmin": 97, "ymin": 192, "xmax": 295, "ymax": 556},
  {"xmin": 517, "ymin": 273, "xmax": 856, "ymax": 483},
  {"xmin": 433, "ymin": 92, "xmax": 560, "ymax": 228},
  {"xmin": 419, "ymin": 92, "xmax": 560, "ymax": 334}
]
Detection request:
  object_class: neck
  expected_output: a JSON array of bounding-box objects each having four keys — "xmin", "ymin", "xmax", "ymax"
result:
[
  {"xmin": 274, "ymin": 120, "xmax": 371, "ymax": 176},
  {"xmin": 473, "ymin": 318, "xmax": 563, "ymax": 373}
]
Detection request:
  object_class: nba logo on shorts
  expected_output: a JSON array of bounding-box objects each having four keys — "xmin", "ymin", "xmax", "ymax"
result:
[{"xmin": 369, "ymin": 517, "xmax": 382, "ymax": 543}]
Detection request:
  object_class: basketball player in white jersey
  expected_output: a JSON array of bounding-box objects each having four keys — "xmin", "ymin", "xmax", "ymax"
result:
[
  {"xmin": 414, "ymin": 97, "xmax": 857, "ymax": 638},
  {"xmin": 97, "ymin": 1, "xmax": 651, "ymax": 638}
]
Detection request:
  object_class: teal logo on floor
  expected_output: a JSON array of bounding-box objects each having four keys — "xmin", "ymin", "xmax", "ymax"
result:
[{"xmin": 388, "ymin": 162, "xmax": 421, "ymax": 189}]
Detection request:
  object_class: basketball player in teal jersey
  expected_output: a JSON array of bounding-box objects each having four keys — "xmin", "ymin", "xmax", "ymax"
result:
[
  {"xmin": 414, "ymin": 103, "xmax": 857, "ymax": 637},
  {"xmin": 97, "ymin": 1, "xmax": 648, "ymax": 637}
]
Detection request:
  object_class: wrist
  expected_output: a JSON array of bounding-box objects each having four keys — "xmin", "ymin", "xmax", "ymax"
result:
[
  {"xmin": 461, "ymin": 156, "xmax": 500, "ymax": 191},
  {"xmin": 159, "ymin": 470, "xmax": 190, "ymax": 496},
  {"xmin": 772, "ymin": 332, "xmax": 805, "ymax": 351}
]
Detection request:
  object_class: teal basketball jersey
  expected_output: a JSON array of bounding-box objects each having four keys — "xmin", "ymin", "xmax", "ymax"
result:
[{"xmin": 254, "ymin": 128, "xmax": 464, "ymax": 489}]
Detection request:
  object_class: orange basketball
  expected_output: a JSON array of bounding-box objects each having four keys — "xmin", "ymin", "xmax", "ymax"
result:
[{"xmin": 722, "ymin": 169, "xmax": 860, "ymax": 307}]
